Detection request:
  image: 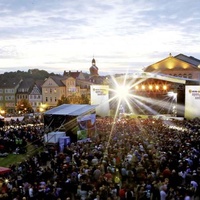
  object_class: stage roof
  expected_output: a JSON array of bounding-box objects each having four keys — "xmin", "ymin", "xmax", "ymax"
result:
[{"xmin": 44, "ymin": 104, "xmax": 97, "ymax": 116}]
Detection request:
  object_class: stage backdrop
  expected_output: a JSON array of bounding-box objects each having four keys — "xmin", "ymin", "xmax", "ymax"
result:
[
  {"xmin": 90, "ymin": 85, "xmax": 110, "ymax": 117},
  {"xmin": 185, "ymin": 85, "xmax": 200, "ymax": 119}
]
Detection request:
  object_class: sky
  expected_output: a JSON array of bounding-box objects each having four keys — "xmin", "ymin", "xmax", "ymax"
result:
[{"xmin": 0, "ymin": 0, "xmax": 200, "ymax": 76}]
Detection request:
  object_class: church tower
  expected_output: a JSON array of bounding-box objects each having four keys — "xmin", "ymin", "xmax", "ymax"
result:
[{"xmin": 89, "ymin": 58, "xmax": 99, "ymax": 76}]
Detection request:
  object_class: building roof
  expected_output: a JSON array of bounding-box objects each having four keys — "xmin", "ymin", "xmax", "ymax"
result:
[
  {"xmin": 63, "ymin": 70, "xmax": 81, "ymax": 78},
  {"xmin": 35, "ymin": 79, "xmax": 45, "ymax": 91},
  {"xmin": 175, "ymin": 54, "xmax": 200, "ymax": 67},
  {"xmin": 44, "ymin": 104, "xmax": 97, "ymax": 116},
  {"xmin": 17, "ymin": 78, "xmax": 35, "ymax": 93},
  {"xmin": 50, "ymin": 75, "xmax": 66, "ymax": 86},
  {"xmin": 0, "ymin": 77, "xmax": 21, "ymax": 88}
]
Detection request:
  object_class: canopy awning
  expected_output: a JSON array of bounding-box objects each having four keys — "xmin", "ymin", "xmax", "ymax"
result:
[
  {"xmin": 44, "ymin": 104, "xmax": 96, "ymax": 116},
  {"xmin": 0, "ymin": 167, "xmax": 11, "ymax": 175}
]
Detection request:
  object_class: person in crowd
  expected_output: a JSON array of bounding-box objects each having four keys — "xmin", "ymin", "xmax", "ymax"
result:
[{"xmin": 0, "ymin": 116, "xmax": 199, "ymax": 200}]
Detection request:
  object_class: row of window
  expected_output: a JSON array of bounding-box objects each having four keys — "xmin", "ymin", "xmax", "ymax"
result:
[
  {"xmin": 44, "ymin": 87, "xmax": 77, "ymax": 93},
  {"xmin": 0, "ymin": 89, "xmax": 15, "ymax": 93},
  {"xmin": 31, "ymin": 102, "xmax": 42, "ymax": 107},
  {"xmin": 1, "ymin": 101, "xmax": 44, "ymax": 109},
  {"xmin": 45, "ymin": 97, "xmax": 57, "ymax": 102},
  {"xmin": 0, "ymin": 95, "xmax": 15, "ymax": 100},
  {"xmin": 1, "ymin": 95, "xmax": 42, "ymax": 100},
  {"xmin": 0, "ymin": 89, "xmax": 78, "ymax": 103},
  {"xmin": 30, "ymin": 95, "xmax": 41, "ymax": 99},
  {"xmin": 66, "ymin": 81, "xmax": 75, "ymax": 86},
  {"xmin": 18, "ymin": 88, "xmax": 29, "ymax": 92},
  {"xmin": 47, "ymin": 80, "xmax": 75, "ymax": 86},
  {"xmin": 5, "ymin": 102, "xmax": 15, "ymax": 107},
  {"xmin": 45, "ymin": 89, "xmax": 57, "ymax": 93},
  {"xmin": 169, "ymin": 73, "xmax": 192, "ymax": 79}
]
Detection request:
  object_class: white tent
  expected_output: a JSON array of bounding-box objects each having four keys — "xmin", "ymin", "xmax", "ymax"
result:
[{"xmin": 44, "ymin": 131, "xmax": 66, "ymax": 144}]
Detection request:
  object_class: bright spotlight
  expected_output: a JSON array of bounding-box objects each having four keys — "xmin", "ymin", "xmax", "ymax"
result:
[
  {"xmin": 155, "ymin": 85, "xmax": 159, "ymax": 90},
  {"xmin": 149, "ymin": 85, "xmax": 153, "ymax": 90},
  {"xmin": 163, "ymin": 85, "xmax": 167, "ymax": 90},
  {"xmin": 167, "ymin": 91, "xmax": 177, "ymax": 99},
  {"xmin": 4, "ymin": 179, "xmax": 9, "ymax": 183},
  {"xmin": 142, "ymin": 85, "xmax": 145, "ymax": 90},
  {"xmin": 115, "ymin": 85, "xmax": 131, "ymax": 100}
]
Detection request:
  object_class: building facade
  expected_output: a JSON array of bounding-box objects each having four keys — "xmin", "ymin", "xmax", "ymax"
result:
[
  {"xmin": 0, "ymin": 54, "xmax": 199, "ymax": 115},
  {"xmin": 42, "ymin": 76, "xmax": 66, "ymax": 108},
  {"xmin": 0, "ymin": 77, "xmax": 22, "ymax": 114},
  {"xmin": 29, "ymin": 81, "xmax": 43, "ymax": 112}
]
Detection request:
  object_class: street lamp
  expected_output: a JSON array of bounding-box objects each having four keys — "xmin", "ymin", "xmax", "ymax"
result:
[
  {"xmin": 0, "ymin": 109, "xmax": 5, "ymax": 116},
  {"xmin": 39, "ymin": 103, "xmax": 47, "ymax": 113}
]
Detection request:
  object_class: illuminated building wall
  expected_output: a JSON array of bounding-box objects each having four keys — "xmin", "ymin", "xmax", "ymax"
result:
[
  {"xmin": 185, "ymin": 85, "xmax": 200, "ymax": 119},
  {"xmin": 90, "ymin": 85, "xmax": 110, "ymax": 117}
]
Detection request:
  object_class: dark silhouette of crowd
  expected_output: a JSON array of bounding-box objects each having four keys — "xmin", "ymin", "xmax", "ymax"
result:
[{"xmin": 0, "ymin": 116, "xmax": 200, "ymax": 200}]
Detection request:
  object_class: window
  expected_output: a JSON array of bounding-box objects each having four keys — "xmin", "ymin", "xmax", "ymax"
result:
[
  {"xmin": 46, "ymin": 97, "xmax": 48, "ymax": 102},
  {"xmin": 68, "ymin": 87, "xmax": 76, "ymax": 92},
  {"xmin": 5, "ymin": 95, "xmax": 15, "ymax": 100}
]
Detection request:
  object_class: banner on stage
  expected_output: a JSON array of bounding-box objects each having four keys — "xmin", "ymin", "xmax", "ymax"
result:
[{"xmin": 77, "ymin": 114, "xmax": 96, "ymax": 140}]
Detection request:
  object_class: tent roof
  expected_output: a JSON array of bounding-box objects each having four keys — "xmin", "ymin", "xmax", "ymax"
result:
[
  {"xmin": 0, "ymin": 167, "xmax": 11, "ymax": 175},
  {"xmin": 44, "ymin": 104, "xmax": 96, "ymax": 116}
]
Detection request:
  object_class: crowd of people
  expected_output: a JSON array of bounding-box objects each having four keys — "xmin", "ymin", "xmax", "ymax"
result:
[{"xmin": 0, "ymin": 115, "xmax": 199, "ymax": 200}]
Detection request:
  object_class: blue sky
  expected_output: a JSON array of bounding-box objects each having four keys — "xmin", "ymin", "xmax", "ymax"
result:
[{"xmin": 0, "ymin": 0, "xmax": 200, "ymax": 75}]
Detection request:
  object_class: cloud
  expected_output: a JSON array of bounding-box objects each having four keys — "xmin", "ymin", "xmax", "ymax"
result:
[{"xmin": 0, "ymin": 0, "xmax": 200, "ymax": 75}]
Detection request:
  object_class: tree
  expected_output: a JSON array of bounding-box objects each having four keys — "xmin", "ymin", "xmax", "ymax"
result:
[
  {"xmin": 80, "ymin": 94, "xmax": 90, "ymax": 104},
  {"xmin": 57, "ymin": 95, "xmax": 70, "ymax": 106},
  {"xmin": 16, "ymin": 99, "xmax": 33, "ymax": 114},
  {"xmin": 57, "ymin": 94, "xmax": 90, "ymax": 105},
  {"xmin": 69, "ymin": 94, "xmax": 80, "ymax": 104}
]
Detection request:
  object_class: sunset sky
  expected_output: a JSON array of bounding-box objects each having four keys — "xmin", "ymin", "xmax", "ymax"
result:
[{"xmin": 0, "ymin": 0, "xmax": 200, "ymax": 75}]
